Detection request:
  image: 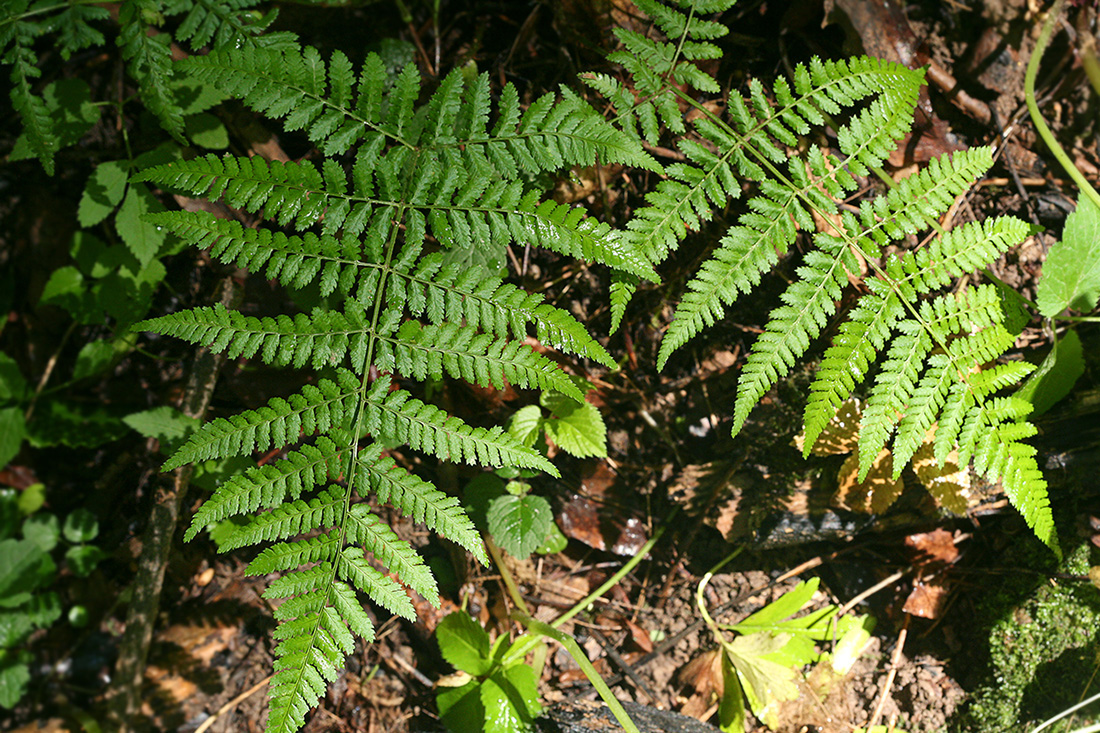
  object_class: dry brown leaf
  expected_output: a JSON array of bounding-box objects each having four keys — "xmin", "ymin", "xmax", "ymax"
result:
[
  {"xmin": 903, "ymin": 578, "xmax": 951, "ymax": 619},
  {"xmin": 904, "ymin": 528, "xmax": 960, "ymax": 566},
  {"xmin": 624, "ymin": 618, "xmax": 654, "ymax": 653}
]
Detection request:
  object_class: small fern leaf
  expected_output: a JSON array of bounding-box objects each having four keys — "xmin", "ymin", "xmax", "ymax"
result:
[
  {"xmin": 266, "ymin": 579, "xmax": 349, "ymax": 733},
  {"xmin": 375, "ymin": 321, "xmax": 584, "ymax": 401},
  {"xmin": 7, "ymin": 37, "xmax": 59, "ymax": 174},
  {"xmin": 220, "ymin": 485, "xmax": 345, "ymax": 551},
  {"xmin": 803, "ymin": 284, "xmax": 903, "ymax": 455},
  {"xmin": 247, "ymin": 530, "xmax": 341, "ymax": 576},
  {"xmin": 363, "ymin": 378, "xmax": 558, "ymax": 476},
  {"xmin": 731, "ymin": 238, "xmax": 855, "ymax": 437},
  {"xmin": 161, "ymin": 369, "xmax": 362, "ymax": 470},
  {"xmin": 337, "ymin": 546, "xmax": 417, "ymax": 620},
  {"xmin": 857, "ymin": 323, "xmax": 933, "ymax": 479},
  {"xmin": 348, "ymin": 504, "xmax": 438, "ymax": 605},
  {"xmin": 356, "ymin": 450, "xmax": 486, "ymax": 565},
  {"xmin": 118, "ymin": 0, "xmax": 185, "ymax": 141},
  {"xmin": 186, "ymin": 437, "xmax": 347, "ymax": 539}
]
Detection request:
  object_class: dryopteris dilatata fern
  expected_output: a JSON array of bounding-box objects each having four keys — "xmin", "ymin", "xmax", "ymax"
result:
[
  {"xmin": 1, "ymin": 0, "xmax": 292, "ymax": 174},
  {"xmin": 592, "ymin": 0, "xmax": 1057, "ymax": 553},
  {"xmin": 132, "ymin": 40, "xmax": 657, "ymax": 733}
]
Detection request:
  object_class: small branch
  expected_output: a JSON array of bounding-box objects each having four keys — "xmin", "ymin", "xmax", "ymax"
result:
[{"xmin": 107, "ymin": 277, "xmax": 237, "ymax": 731}]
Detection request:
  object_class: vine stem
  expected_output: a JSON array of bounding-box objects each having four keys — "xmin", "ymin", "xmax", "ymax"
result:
[{"xmin": 1025, "ymin": 0, "xmax": 1100, "ymax": 213}]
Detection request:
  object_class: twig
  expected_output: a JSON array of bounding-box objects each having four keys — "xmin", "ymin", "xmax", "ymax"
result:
[
  {"xmin": 868, "ymin": 618, "xmax": 909, "ymax": 730},
  {"xmin": 194, "ymin": 675, "xmax": 273, "ymax": 733},
  {"xmin": 837, "ymin": 569, "xmax": 906, "ymax": 617},
  {"xmin": 107, "ymin": 277, "xmax": 237, "ymax": 731}
]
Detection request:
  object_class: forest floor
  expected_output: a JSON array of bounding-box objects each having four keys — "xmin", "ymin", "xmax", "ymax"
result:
[{"xmin": 4, "ymin": 1, "xmax": 1100, "ymax": 732}]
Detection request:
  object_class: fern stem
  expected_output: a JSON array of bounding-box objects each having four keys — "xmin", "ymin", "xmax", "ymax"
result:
[{"xmin": 1025, "ymin": 0, "xmax": 1100, "ymax": 213}]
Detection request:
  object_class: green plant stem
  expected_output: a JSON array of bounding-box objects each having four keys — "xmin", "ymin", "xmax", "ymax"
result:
[
  {"xmin": 485, "ymin": 535, "xmax": 530, "ymax": 616},
  {"xmin": 553, "ymin": 506, "xmax": 675, "ymax": 631},
  {"xmin": 1025, "ymin": 0, "xmax": 1100, "ymax": 213},
  {"xmin": 512, "ymin": 612, "xmax": 642, "ymax": 733},
  {"xmin": 501, "ymin": 506, "xmax": 676, "ymax": 665}
]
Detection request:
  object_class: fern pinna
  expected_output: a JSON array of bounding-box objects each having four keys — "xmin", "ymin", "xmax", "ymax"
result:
[
  {"xmin": 134, "ymin": 43, "xmax": 655, "ymax": 732},
  {"xmin": 596, "ymin": 0, "xmax": 1057, "ymax": 553}
]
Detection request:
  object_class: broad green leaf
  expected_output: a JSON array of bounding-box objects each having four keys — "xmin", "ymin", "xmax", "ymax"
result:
[
  {"xmin": 0, "ymin": 408, "xmax": 26, "ymax": 470},
  {"xmin": 0, "ymin": 653, "xmax": 30, "ymax": 710},
  {"xmin": 116, "ymin": 186, "xmax": 166, "ymax": 268},
  {"xmin": 15, "ymin": 484, "xmax": 44, "ymax": 517},
  {"xmin": 541, "ymin": 397, "xmax": 606, "ymax": 458},
  {"xmin": 480, "ymin": 665, "xmax": 540, "ymax": 733},
  {"xmin": 507, "ymin": 405, "xmax": 543, "ymax": 449},
  {"xmin": 1016, "ymin": 328, "xmax": 1084, "ymax": 416},
  {"xmin": 63, "ymin": 509, "xmax": 98, "ymax": 543},
  {"xmin": 185, "ymin": 113, "xmax": 229, "ymax": 149},
  {"xmin": 0, "ymin": 539, "xmax": 49, "ymax": 607},
  {"xmin": 726, "ymin": 632, "xmax": 800, "ymax": 729},
  {"xmin": 65, "ymin": 545, "xmax": 104, "ymax": 577},
  {"xmin": 732, "ymin": 578, "xmax": 820, "ymax": 632},
  {"xmin": 26, "ymin": 400, "xmax": 128, "ymax": 449},
  {"xmin": 487, "ymin": 494, "xmax": 552, "ymax": 558},
  {"xmin": 0, "ymin": 355, "xmax": 25, "ymax": 403},
  {"xmin": 72, "ymin": 339, "xmax": 117, "ymax": 382},
  {"xmin": 829, "ymin": 614, "xmax": 875, "ymax": 675},
  {"xmin": 22, "ymin": 514, "xmax": 59, "ymax": 553},
  {"xmin": 718, "ymin": 651, "xmax": 746, "ymax": 733},
  {"xmin": 123, "ymin": 406, "xmax": 199, "ymax": 444},
  {"xmin": 535, "ymin": 521, "xmax": 567, "ymax": 554},
  {"xmin": 1037, "ymin": 194, "xmax": 1100, "ymax": 316},
  {"xmin": 78, "ymin": 161, "xmax": 129, "ymax": 227},
  {"xmin": 172, "ymin": 76, "xmax": 227, "ymax": 116},
  {"xmin": 437, "ymin": 611, "xmax": 493, "ymax": 676},
  {"xmin": 437, "ymin": 678, "xmax": 484, "ymax": 733},
  {"xmin": 70, "ymin": 231, "xmax": 136, "ymax": 278},
  {"xmin": 96, "ymin": 258, "xmax": 167, "ymax": 326},
  {"xmin": 39, "ymin": 266, "xmax": 85, "ymax": 310}
]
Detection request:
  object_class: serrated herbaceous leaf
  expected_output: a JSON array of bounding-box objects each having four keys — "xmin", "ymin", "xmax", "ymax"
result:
[
  {"xmin": 1037, "ymin": 194, "xmax": 1100, "ymax": 316},
  {"xmin": 436, "ymin": 611, "xmax": 493, "ymax": 676}
]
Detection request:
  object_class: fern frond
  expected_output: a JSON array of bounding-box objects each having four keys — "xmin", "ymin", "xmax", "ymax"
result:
[
  {"xmin": 652, "ymin": 58, "xmax": 923, "ymax": 350},
  {"xmin": 162, "ymin": 369, "xmax": 362, "ymax": 470},
  {"xmin": 347, "ymin": 504, "xmax": 438, "ymax": 604},
  {"xmin": 247, "ymin": 530, "xmax": 341, "ymax": 576},
  {"xmin": 174, "ymin": 0, "xmax": 291, "ymax": 52},
  {"xmin": 51, "ymin": 5, "xmax": 109, "ymax": 59},
  {"xmin": 363, "ymin": 377, "xmax": 558, "ymax": 475},
  {"xmin": 802, "ymin": 283, "xmax": 904, "ymax": 454},
  {"xmin": 5, "ymin": 25, "xmax": 58, "ymax": 174},
  {"xmin": 220, "ymin": 485, "xmax": 345, "ymax": 551},
  {"xmin": 138, "ymin": 212, "xmax": 615, "ymax": 366},
  {"xmin": 376, "ymin": 321, "xmax": 585, "ymax": 401},
  {"xmin": 337, "ymin": 547, "xmax": 416, "ymax": 619},
  {"xmin": 118, "ymin": 0, "xmax": 185, "ymax": 141},
  {"xmin": 185, "ymin": 437, "xmax": 347, "ymax": 539},
  {"xmin": 730, "ymin": 237, "xmax": 856, "ymax": 436},
  {"xmin": 355, "ymin": 451, "xmax": 486, "ymax": 564}
]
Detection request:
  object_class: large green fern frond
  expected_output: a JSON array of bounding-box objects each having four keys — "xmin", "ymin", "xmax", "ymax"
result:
[
  {"xmin": 604, "ymin": 0, "xmax": 1057, "ymax": 554},
  {"xmin": 135, "ymin": 21, "xmax": 662, "ymax": 729}
]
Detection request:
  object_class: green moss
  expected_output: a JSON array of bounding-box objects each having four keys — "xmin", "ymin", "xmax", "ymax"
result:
[{"xmin": 959, "ymin": 542, "xmax": 1100, "ymax": 732}]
